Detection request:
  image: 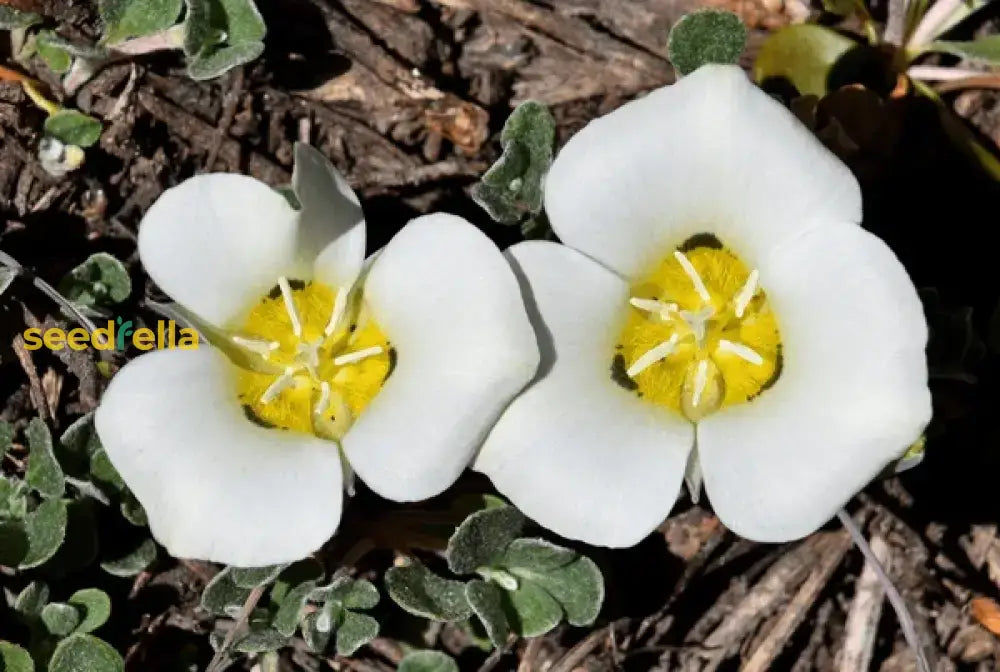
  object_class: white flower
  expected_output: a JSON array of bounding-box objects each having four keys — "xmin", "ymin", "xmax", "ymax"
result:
[
  {"xmin": 474, "ymin": 65, "xmax": 931, "ymax": 546},
  {"xmin": 95, "ymin": 145, "xmax": 539, "ymax": 567}
]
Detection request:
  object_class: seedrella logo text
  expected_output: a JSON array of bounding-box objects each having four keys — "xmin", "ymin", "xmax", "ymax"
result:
[{"xmin": 23, "ymin": 318, "xmax": 200, "ymax": 352}]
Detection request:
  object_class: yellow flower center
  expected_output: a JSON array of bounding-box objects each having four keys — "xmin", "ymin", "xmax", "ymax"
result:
[
  {"xmin": 232, "ymin": 278, "xmax": 392, "ymax": 439},
  {"xmin": 614, "ymin": 234, "xmax": 782, "ymax": 422}
]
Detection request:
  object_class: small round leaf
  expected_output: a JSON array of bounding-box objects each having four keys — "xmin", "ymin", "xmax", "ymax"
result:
[
  {"xmin": 668, "ymin": 10, "xmax": 747, "ymax": 76},
  {"xmin": 41, "ymin": 603, "xmax": 81, "ymax": 637},
  {"xmin": 48, "ymin": 634, "xmax": 123, "ymax": 672},
  {"xmin": 101, "ymin": 538, "xmax": 157, "ymax": 577},
  {"xmin": 68, "ymin": 589, "xmax": 112, "ymax": 634},
  {"xmin": 44, "ymin": 111, "xmax": 103, "ymax": 149},
  {"xmin": 398, "ymin": 651, "xmax": 459, "ymax": 672},
  {"xmin": 20, "ymin": 499, "xmax": 68, "ymax": 569},
  {"xmin": 465, "ymin": 580, "xmax": 510, "ymax": 648},
  {"xmin": 446, "ymin": 506, "xmax": 525, "ymax": 575},
  {"xmin": 335, "ymin": 611, "xmax": 379, "ymax": 656},
  {"xmin": 0, "ymin": 641, "xmax": 34, "ymax": 672},
  {"xmin": 384, "ymin": 562, "xmax": 472, "ymax": 622}
]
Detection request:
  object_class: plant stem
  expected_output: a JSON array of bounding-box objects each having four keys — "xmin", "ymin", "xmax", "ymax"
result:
[
  {"xmin": 205, "ymin": 585, "xmax": 265, "ymax": 672},
  {"xmin": 836, "ymin": 509, "xmax": 932, "ymax": 672}
]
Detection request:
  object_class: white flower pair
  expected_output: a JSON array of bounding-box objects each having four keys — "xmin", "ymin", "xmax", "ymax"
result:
[{"xmin": 97, "ymin": 65, "xmax": 930, "ymax": 567}]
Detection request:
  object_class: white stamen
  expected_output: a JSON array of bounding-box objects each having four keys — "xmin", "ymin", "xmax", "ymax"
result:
[
  {"xmin": 629, "ymin": 297, "xmax": 678, "ymax": 321},
  {"xmin": 324, "ymin": 286, "xmax": 349, "ymax": 336},
  {"xmin": 278, "ymin": 277, "xmax": 303, "ymax": 338},
  {"xmin": 733, "ymin": 269, "xmax": 759, "ymax": 319},
  {"xmin": 718, "ymin": 339, "xmax": 764, "ymax": 365},
  {"xmin": 231, "ymin": 335, "xmax": 280, "ymax": 357},
  {"xmin": 691, "ymin": 359, "xmax": 709, "ymax": 407},
  {"xmin": 673, "ymin": 250, "xmax": 712, "ymax": 303},
  {"xmin": 334, "ymin": 345, "xmax": 384, "ymax": 367},
  {"xmin": 314, "ymin": 381, "xmax": 331, "ymax": 417},
  {"xmin": 261, "ymin": 367, "xmax": 297, "ymax": 404},
  {"xmin": 627, "ymin": 334, "xmax": 680, "ymax": 378}
]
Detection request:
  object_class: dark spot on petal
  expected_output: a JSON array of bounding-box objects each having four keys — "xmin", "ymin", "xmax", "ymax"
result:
[
  {"xmin": 385, "ymin": 346, "xmax": 398, "ymax": 380},
  {"xmin": 242, "ymin": 405, "xmax": 277, "ymax": 428},
  {"xmin": 750, "ymin": 345, "xmax": 783, "ymax": 400},
  {"xmin": 349, "ymin": 323, "xmax": 357, "ymax": 333},
  {"xmin": 678, "ymin": 233, "xmax": 724, "ymax": 252},
  {"xmin": 611, "ymin": 354, "xmax": 639, "ymax": 392},
  {"xmin": 266, "ymin": 278, "xmax": 308, "ymax": 299},
  {"xmin": 615, "ymin": 343, "xmax": 623, "ymax": 350}
]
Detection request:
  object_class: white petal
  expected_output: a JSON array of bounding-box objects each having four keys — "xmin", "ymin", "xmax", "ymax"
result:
[
  {"xmin": 138, "ymin": 173, "xmax": 299, "ymax": 328},
  {"xmin": 697, "ymin": 224, "xmax": 930, "ymax": 542},
  {"xmin": 343, "ymin": 214, "xmax": 539, "ymax": 502},
  {"xmin": 95, "ymin": 347, "xmax": 343, "ymax": 566},
  {"xmin": 544, "ymin": 64, "xmax": 862, "ymax": 278},
  {"xmin": 293, "ymin": 144, "xmax": 367, "ymax": 290},
  {"xmin": 475, "ymin": 242, "xmax": 695, "ymax": 548}
]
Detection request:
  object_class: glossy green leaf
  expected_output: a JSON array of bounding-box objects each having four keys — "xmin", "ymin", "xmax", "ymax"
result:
[
  {"xmin": 99, "ymin": 0, "xmax": 183, "ymax": 44},
  {"xmin": 58, "ymin": 253, "xmax": 131, "ymax": 308},
  {"xmin": 335, "ymin": 611, "xmax": 379, "ymax": 656},
  {"xmin": 446, "ymin": 506, "xmax": 525, "ymax": 575},
  {"xmin": 48, "ymin": 635, "xmax": 123, "ymax": 672},
  {"xmin": 398, "ymin": 651, "xmax": 459, "ymax": 672},
  {"xmin": 20, "ymin": 499, "xmax": 68, "ymax": 569},
  {"xmin": 0, "ymin": 7, "xmax": 42, "ymax": 29},
  {"xmin": 753, "ymin": 24, "xmax": 856, "ymax": 97},
  {"xmin": 513, "ymin": 556, "xmax": 603, "ymax": 627},
  {"xmin": 385, "ymin": 561, "xmax": 472, "ymax": 622},
  {"xmin": 230, "ymin": 564, "xmax": 287, "ymax": 588},
  {"xmin": 272, "ymin": 580, "xmax": 316, "ymax": 637},
  {"xmin": 501, "ymin": 538, "xmax": 576, "ymax": 573},
  {"xmin": 68, "ymin": 589, "xmax": 112, "ymax": 633},
  {"xmin": 668, "ymin": 9, "xmax": 747, "ymax": 76},
  {"xmin": 44, "ymin": 111, "xmax": 103, "ymax": 149},
  {"xmin": 465, "ymin": 579, "xmax": 510, "ymax": 647},
  {"xmin": 26, "ymin": 418, "xmax": 65, "ymax": 500},
  {"xmin": 930, "ymin": 36, "xmax": 1000, "ymax": 65},
  {"xmin": 503, "ymin": 581, "xmax": 561, "ymax": 638},
  {"xmin": 200, "ymin": 567, "xmax": 252, "ymax": 617},
  {"xmin": 42, "ymin": 602, "xmax": 82, "ymax": 637},
  {"xmin": 233, "ymin": 629, "xmax": 290, "ymax": 654},
  {"xmin": 0, "ymin": 642, "xmax": 34, "ymax": 672},
  {"xmin": 471, "ymin": 101, "xmax": 555, "ymax": 224}
]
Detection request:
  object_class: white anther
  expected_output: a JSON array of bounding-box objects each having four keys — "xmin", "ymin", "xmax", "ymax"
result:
[
  {"xmin": 334, "ymin": 345, "xmax": 384, "ymax": 367},
  {"xmin": 627, "ymin": 334, "xmax": 680, "ymax": 378},
  {"xmin": 629, "ymin": 297, "xmax": 678, "ymax": 321},
  {"xmin": 314, "ymin": 381, "xmax": 331, "ymax": 417},
  {"xmin": 691, "ymin": 359, "xmax": 709, "ymax": 407},
  {"xmin": 261, "ymin": 367, "xmax": 297, "ymax": 404},
  {"xmin": 324, "ymin": 286, "xmax": 349, "ymax": 336},
  {"xmin": 231, "ymin": 335, "xmax": 280, "ymax": 358},
  {"xmin": 733, "ymin": 269, "xmax": 759, "ymax": 319},
  {"xmin": 673, "ymin": 250, "xmax": 712, "ymax": 303},
  {"xmin": 278, "ymin": 277, "xmax": 303, "ymax": 338},
  {"xmin": 718, "ymin": 339, "xmax": 764, "ymax": 365}
]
